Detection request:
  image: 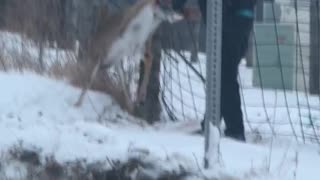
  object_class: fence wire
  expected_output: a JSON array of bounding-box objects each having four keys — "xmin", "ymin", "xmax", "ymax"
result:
[{"xmin": 160, "ymin": 0, "xmax": 320, "ymax": 144}]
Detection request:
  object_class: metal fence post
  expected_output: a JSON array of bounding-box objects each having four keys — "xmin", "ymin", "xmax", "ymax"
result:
[
  {"xmin": 310, "ymin": 0, "xmax": 320, "ymax": 95},
  {"xmin": 204, "ymin": 0, "xmax": 223, "ymax": 169}
]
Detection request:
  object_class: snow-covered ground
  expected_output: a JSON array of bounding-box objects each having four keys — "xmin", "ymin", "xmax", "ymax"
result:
[{"xmin": 0, "ymin": 69, "xmax": 318, "ymax": 179}]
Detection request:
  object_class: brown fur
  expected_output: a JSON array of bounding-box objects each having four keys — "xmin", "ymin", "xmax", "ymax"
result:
[
  {"xmin": 75, "ymin": 0, "xmax": 158, "ymax": 108},
  {"xmin": 84, "ymin": 0, "xmax": 157, "ymax": 64},
  {"xmin": 136, "ymin": 37, "xmax": 154, "ymax": 104}
]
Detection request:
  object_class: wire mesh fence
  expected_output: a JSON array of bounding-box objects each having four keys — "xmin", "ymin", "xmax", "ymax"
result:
[{"xmin": 159, "ymin": 0, "xmax": 320, "ymax": 144}]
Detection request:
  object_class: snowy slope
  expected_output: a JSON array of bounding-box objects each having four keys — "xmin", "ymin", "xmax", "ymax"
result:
[
  {"xmin": 0, "ymin": 72, "xmax": 143, "ymax": 162},
  {"xmin": 0, "ymin": 72, "xmax": 318, "ymax": 180}
]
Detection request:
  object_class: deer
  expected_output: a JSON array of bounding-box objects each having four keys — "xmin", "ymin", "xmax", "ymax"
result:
[{"xmin": 74, "ymin": 0, "xmax": 182, "ymax": 107}]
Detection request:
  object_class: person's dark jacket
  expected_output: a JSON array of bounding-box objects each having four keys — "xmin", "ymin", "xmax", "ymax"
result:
[{"xmin": 172, "ymin": 0, "xmax": 257, "ymax": 23}]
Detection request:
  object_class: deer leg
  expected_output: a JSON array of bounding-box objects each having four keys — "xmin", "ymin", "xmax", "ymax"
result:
[
  {"xmin": 137, "ymin": 38, "xmax": 153, "ymax": 105},
  {"xmin": 74, "ymin": 60, "xmax": 102, "ymax": 107}
]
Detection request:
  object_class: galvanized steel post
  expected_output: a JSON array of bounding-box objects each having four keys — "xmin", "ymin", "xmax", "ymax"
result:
[{"xmin": 204, "ymin": 0, "xmax": 223, "ymax": 169}]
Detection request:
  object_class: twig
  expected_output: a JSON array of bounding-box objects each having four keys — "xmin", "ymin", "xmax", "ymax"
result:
[
  {"xmin": 74, "ymin": 60, "xmax": 102, "ymax": 107},
  {"xmin": 192, "ymin": 153, "xmax": 205, "ymax": 177}
]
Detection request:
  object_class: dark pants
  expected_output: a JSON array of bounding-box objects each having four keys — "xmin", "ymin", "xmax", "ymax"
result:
[{"xmin": 220, "ymin": 13, "xmax": 253, "ymax": 137}]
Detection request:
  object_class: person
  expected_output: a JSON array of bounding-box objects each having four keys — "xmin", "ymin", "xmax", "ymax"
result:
[{"xmin": 172, "ymin": 0, "xmax": 257, "ymax": 141}]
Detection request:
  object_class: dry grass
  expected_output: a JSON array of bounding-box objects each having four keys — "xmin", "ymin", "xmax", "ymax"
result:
[
  {"xmin": 0, "ymin": 43, "xmax": 42, "ymax": 73},
  {"xmin": 2, "ymin": 44, "xmax": 142, "ymax": 118},
  {"xmin": 0, "ymin": 29, "xmax": 141, "ymax": 116},
  {"xmin": 50, "ymin": 60, "xmax": 137, "ymax": 114}
]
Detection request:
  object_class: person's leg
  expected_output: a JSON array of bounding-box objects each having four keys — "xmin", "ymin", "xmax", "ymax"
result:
[
  {"xmin": 220, "ymin": 15, "xmax": 253, "ymax": 141},
  {"xmin": 200, "ymin": 33, "xmax": 244, "ymax": 138},
  {"xmin": 220, "ymin": 50, "xmax": 244, "ymax": 140}
]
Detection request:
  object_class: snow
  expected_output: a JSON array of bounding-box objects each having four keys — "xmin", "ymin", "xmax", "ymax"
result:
[
  {"xmin": 0, "ymin": 72, "xmax": 142, "ymax": 163},
  {"xmin": 204, "ymin": 123, "xmax": 220, "ymax": 169},
  {"xmin": 0, "ymin": 69, "xmax": 317, "ymax": 179}
]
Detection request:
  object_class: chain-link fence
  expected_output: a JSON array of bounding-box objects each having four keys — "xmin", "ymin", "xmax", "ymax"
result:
[{"xmin": 159, "ymin": 0, "xmax": 320, "ymax": 144}]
